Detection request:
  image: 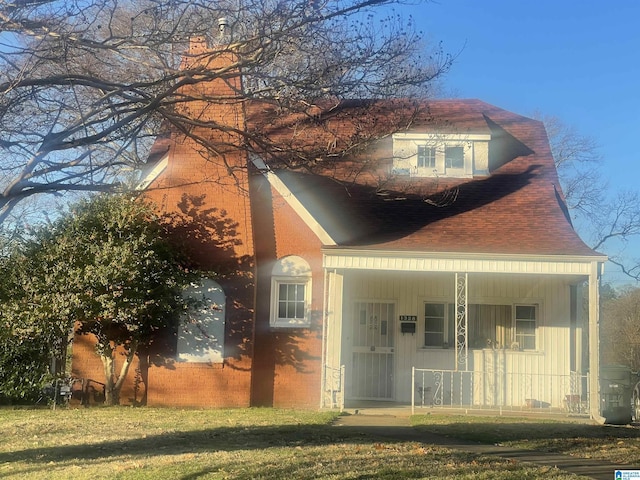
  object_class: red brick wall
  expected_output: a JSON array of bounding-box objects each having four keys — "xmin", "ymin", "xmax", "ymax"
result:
[
  {"xmin": 71, "ymin": 42, "xmax": 257, "ymax": 408},
  {"xmin": 71, "ymin": 41, "xmax": 329, "ymax": 409},
  {"xmin": 147, "ymin": 362, "xmax": 252, "ymax": 407},
  {"xmin": 250, "ymin": 172, "xmax": 325, "ymax": 408}
]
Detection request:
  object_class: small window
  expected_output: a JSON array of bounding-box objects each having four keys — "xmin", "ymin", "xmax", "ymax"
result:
[
  {"xmin": 392, "ymin": 132, "xmax": 489, "ymax": 179},
  {"xmin": 278, "ymin": 283, "xmax": 306, "ymax": 320},
  {"xmin": 423, "ymin": 303, "xmax": 456, "ymax": 348},
  {"xmin": 445, "ymin": 146, "xmax": 464, "ymax": 169},
  {"xmin": 271, "ymin": 256, "xmax": 312, "ymax": 328},
  {"xmin": 424, "ymin": 303, "xmax": 445, "ymax": 347},
  {"xmin": 417, "ymin": 145, "xmax": 436, "ymax": 168},
  {"xmin": 515, "ymin": 305, "xmax": 536, "ymax": 350}
]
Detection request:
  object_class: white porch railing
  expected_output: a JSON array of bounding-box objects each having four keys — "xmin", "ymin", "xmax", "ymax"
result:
[
  {"xmin": 322, "ymin": 365, "xmax": 345, "ymax": 411},
  {"xmin": 411, "ymin": 367, "xmax": 589, "ymax": 415}
]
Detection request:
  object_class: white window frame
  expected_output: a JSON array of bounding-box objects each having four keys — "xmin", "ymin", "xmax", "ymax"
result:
[
  {"xmin": 514, "ymin": 304, "xmax": 537, "ymax": 350},
  {"xmin": 270, "ymin": 256, "xmax": 312, "ymax": 328},
  {"xmin": 444, "ymin": 145, "xmax": 465, "ymax": 169},
  {"xmin": 417, "ymin": 145, "xmax": 436, "ymax": 169},
  {"xmin": 392, "ymin": 132, "xmax": 490, "ymax": 178},
  {"xmin": 423, "ymin": 302, "xmax": 452, "ymax": 348}
]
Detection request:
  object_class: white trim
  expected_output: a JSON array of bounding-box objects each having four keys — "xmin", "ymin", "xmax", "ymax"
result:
[
  {"xmin": 250, "ymin": 155, "xmax": 337, "ymax": 246},
  {"xmin": 136, "ymin": 154, "xmax": 169, "ymax": 191},
  {"xmin": 393, "ymin": 133, "xmax": 492, "ymax": 142},
  {"xmin": 588, "ymin": 261, "xmax": 604, "ymax": 422},
  {"xmin": 513, "ymin": 303, "xmax": 538, "ymax": 351},
  {"xmin": 270, "ymin": 277, "xmax": 312, "ymax": 328},
  {"xmin": 393, "ymin": 131, "xmax": 490, "ymax": 178},
  {"xmin": 323, "ymin": 249, "xmax": 606, "ymax": 276},
  {"xmin": 270, "ymin": 256, "xmax": 313, "ymax": 328}
]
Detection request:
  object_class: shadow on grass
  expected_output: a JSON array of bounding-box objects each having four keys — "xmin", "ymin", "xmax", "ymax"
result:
[
  {"xmin": 1, "ymin": 424, "xmax": 388, "ymax": 465},
  {"xmin": 4, "ymin": 420, "xmax": 635, "ymax": 479},
  {"xmin": 3, "ymin": 423, "xmax": 502, "ymax": 480},
  {"xmin": 412, "ymin": 420, "xmax": 640, "ymax": 445},
  {"xmin": 6, "ymin": 420, "xmax": 640, "ymax": 466}
]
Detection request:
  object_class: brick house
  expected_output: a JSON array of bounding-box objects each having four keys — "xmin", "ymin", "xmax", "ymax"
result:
[{"xmin": 71, "ymin": 39, "xmax": 606, "ymax": 418}]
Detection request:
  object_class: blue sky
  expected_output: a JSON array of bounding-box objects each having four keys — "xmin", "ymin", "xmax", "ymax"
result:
[{"xmin": 400, "ymin": 0, "xmax": 639, "ymax": 283}]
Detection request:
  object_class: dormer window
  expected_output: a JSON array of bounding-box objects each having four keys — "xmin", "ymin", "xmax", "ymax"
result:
[
  {"xmin": 392, "ymin": 133, "xmax": 491, "ymax": 178},
  {"xmin": 417, "ymin": 145, "xmax": 436, "ymax": 168},
  {"xmin": 445, "ymin": 146, "xmax": 464, "ymax": 169}
]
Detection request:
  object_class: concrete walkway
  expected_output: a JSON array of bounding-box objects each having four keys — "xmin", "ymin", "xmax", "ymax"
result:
[{"xmin": 332, "ymin": 412, "xmax": 625, "ymax": 480}]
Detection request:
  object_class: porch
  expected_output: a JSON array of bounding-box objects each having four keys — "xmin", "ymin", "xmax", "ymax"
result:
[
  {"xmin": 323, "ymin": 364, "xmax": 590, "ymax": 418},
  {"xmin": 321, "ymin": 250, "xmax": 605, "ymax": 420},
  {"xmin": 411, "ymin": 368, "xmax": 589, "ymax": 415}
]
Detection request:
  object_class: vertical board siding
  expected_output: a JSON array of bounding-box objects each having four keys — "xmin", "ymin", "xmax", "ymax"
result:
[
  {"xmin": 337, "ymin": 271, "xmax": 577, "ymax": 406},
  {"xmin": 325, "ymin": 271, "xmax": 344, "ymax": 369}
]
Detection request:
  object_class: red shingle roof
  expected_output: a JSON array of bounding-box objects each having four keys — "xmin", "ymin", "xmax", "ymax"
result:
[{"xmin": 272, "ymin": 99, "xmax": 599, "ymax": 257}]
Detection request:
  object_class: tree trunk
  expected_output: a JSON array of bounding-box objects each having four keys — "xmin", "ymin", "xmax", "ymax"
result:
[
  {"xmin": 100, "ymin": 352, "xmax": 117, "ymax": 406},
  {"xmin": 99, "ymin": 340, "xmax": 139, "ymax": 406},
  {"xmin": 112, "ymin": 340, "xmax": 138, "ymax": 405}
]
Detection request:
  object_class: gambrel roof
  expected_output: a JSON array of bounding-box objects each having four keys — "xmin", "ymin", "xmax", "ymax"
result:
[{"xmin": 258, "ymin": 99, "xmax": 599, "ymax": 257}]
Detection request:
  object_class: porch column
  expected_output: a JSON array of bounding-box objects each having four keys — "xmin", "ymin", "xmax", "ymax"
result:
[
  {"xmin": 322, "ymin": 269, "xmax": 344, "ymax": 409},
  {"xmin": 588, "ymin": 261, "xmax": 604, "ymax": 422},
  {"xmin": 455, "ymin": 273, "xmax": 468, "ymax": 371}
]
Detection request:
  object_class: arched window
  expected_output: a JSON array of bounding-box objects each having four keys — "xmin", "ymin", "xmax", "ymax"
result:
[
  {"xmin": 177, "ymin": 278, "xmax": 225, "ymax": 363},
  {"xmin": 270, "ymin": 256, "xmax": 312, "ymax": 328}
]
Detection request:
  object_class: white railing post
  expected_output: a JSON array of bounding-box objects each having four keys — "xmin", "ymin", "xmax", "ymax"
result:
[
  {"xmin": 339, "ymin": 365, "xmax": 345, "ymax": 412},
  {"xmin": 411, "ymin": 366, "xmax": 415, "ymax": 415},
  {"xmin": 410, "ymin": 368, "xmax": 590, "ymax": 414}
]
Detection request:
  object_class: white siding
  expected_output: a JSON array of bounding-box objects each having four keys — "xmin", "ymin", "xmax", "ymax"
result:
[
  {"xmin": 334, "ymin": 271, "xmax": 579, "ymax": 406},
  {"xmin": 323, "ymin": 251, "xmax": 603, "ymax": 276},
  {"xmin": 325, "ymin": 271, "xmax": 344, "ymax": 369}
]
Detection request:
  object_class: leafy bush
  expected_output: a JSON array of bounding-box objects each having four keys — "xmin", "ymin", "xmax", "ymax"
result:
[{"xmin": 0, "ymin": 329, "xmax": 52, "ymax": 404}]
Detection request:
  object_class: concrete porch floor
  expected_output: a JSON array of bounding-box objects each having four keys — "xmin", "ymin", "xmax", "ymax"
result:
[{"xmin": 342, "ymin": 400, "xmax": 593, "ymax": 421}]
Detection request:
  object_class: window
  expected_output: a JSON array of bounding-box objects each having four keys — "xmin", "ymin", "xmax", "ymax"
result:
[
  {"xmin": 466, "ymin": 304, "xmax": 539, "ymax": 350},
  {"xmin": 278, "ymin": 283, "xmax": 306, "ymax": 320},
  {"xmin": 468, "ymin": 304, "xmax": 511, "ymax": 349},
  {"xmin": 392, "ymin": 132, "xmax": 490, "ymax": 178},
  {"xmin": 425, "ymin": 303, "xmax": 444, "ymax": 346},
  {"xmin": 424, "ymin": 303, "xmax": 456, "ymax": 347},
  {"xmin": 515, "ymin": 305, "xmax": 536, "ymax": 350},
  {"xmin": 445, "ymin": 146, "xmax": 464, "ymax": 169},
  {"xmin": 417, "ymin": 145, "xmax": 436, "ymax": 168},
  {"xmin": 271, "ymin": 256, "xmax": 312, "ymax": 328}
]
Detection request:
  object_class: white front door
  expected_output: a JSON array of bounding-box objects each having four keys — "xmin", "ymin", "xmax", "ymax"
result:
[{"xmin": 351, "ymin": 301, "xmax": 395, "ymax": 400}]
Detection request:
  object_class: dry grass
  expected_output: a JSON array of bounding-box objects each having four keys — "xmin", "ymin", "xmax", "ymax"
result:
[
  {"xmin": 412, "ymin": 413, "xmax": 640, "ymax": 464},
  {"xmin": 0, "ymin": 407, "xmax": 596, "ymax": 479}
]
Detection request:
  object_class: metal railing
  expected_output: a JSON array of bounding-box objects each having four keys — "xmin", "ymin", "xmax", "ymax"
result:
[
  {"xmin": 323, "ymin": 365, "xmax": 345, "ymax": 411},
  {"xmin": 412, "ymin": 367, "xmax": 589, "ymax": 415}
]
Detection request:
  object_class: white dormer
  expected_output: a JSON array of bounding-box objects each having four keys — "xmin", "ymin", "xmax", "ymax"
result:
[{"xmin": 392, "ymin": 132, "xmax": 491, "ymax": 178}]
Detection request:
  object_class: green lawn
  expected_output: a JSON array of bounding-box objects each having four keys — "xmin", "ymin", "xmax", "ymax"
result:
[{"xmin": 0, "ymin": 407, "xmax": 610, "ymax": 479}]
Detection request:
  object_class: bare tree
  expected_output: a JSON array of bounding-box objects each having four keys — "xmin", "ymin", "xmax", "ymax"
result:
[
  {"xmin": 540, "ymin": 114, "xmax": 603, "ymax": 214},
  {"xmin": 540, "ymin": 113, "xmax": 640, "ymax": 281},
  {"xmin": 0, "ymin": 0, "xmax": 450, "ymax": 223},
  {"xmin": 601, "ymin": 287, "xmax": 640, "ymax": 370}
]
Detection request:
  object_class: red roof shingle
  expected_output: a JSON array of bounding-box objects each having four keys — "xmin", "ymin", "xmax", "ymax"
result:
[{"xmin": 270, "ymin": 99, "xmax": 599, "ymax": 257}]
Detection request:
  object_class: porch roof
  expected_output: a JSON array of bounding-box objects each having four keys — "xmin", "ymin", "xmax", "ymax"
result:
[{"xmin": 322, "ymin": 249, "xmax": 606, "ymax": 277}]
